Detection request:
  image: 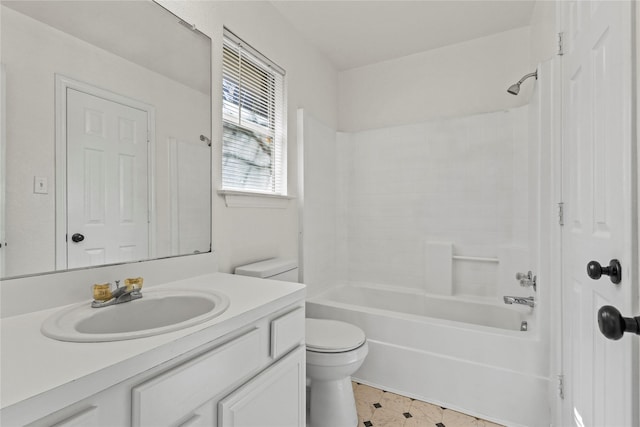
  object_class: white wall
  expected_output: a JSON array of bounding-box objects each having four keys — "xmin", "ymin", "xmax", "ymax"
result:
[
  {"xmin": 529, "ymin": 0, "xmax": 557, "ymax": 68},
  {"xmin": 160, "ymin": 1, "xmax": 338, "ymax": 275},
  {"xmin": 338, "ymin": 26, "xmax": 532, "ymax": 132}
]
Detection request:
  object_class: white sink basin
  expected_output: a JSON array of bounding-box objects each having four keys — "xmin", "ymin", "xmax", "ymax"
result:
[{"xmin": 41, "ymin": 288, "xmax": 230, "ymax": 342}]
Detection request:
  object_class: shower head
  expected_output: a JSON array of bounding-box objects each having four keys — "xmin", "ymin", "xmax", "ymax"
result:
[
  {"xmin": 507, "ymin": 70, "xmax": 538, "ymax": 95},
  {"xmin": 507, "ymin": 83, "xmax": 521, "ymax": 95}
]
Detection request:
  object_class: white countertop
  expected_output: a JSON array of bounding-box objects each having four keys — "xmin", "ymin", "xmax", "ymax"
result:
[{"xmin": 0, "ymin": 273, "xmax": 305, "ymax": 418}]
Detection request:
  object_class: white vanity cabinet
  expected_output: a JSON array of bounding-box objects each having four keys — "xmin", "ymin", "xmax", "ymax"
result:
[{"xmin": 8, "ymin": 297, "xmax": 306, "ymax": 427}]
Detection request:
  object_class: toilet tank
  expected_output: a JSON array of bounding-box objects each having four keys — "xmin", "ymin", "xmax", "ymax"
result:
[{"xmin": 234, "ymin": 258, "xmax": 299, "ymax": 283}]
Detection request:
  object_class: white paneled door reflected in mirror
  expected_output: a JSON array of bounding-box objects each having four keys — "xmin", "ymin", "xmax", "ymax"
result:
[{"xmin": 0, "ymin": 0, "xmax": 212, "ymax": 278}]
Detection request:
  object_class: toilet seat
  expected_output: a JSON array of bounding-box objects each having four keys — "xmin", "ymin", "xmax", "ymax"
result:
[{"xmin": 306, "ymin": 318, "xmax": 366, "ymax": 353}]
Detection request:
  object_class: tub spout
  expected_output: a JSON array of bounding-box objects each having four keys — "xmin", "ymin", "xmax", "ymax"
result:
[{"xmin": 503, "ymin": 295, "xmax": 535, "ymax": 308}]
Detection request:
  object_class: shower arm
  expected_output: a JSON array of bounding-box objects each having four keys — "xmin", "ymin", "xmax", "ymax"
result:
[{"xmin": 517, "ymin": 72, "xmax": 537, "ymax": 85}]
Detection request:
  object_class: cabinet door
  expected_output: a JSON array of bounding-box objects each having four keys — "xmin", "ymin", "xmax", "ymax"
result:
[
  {"xmin": 219, "ymin": 346, "xmax": 305, "ymax": 427},
  {"xmin": 132, "ymin": 329, "xmax": 263, "ymax": 427}
]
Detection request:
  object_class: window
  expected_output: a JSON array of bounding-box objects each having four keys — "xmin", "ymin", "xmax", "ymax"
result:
[{"xmin": 222, "ymin": 29, "xmax": 286, "ymax": 195}]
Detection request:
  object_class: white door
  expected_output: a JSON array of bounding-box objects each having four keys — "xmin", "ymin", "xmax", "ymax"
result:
[
  {"xmin": 66, "ymin": 88, "xmax": 149, "ymax": 269},
  {"xmin": 560, "ymin": 1, "xmax": 636, "ymax": 426}
]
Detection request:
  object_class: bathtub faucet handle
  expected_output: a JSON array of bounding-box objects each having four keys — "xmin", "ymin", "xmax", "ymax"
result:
[{"xmin": 516, "ymin": 271, "xmax": 537, "ymax": 292}]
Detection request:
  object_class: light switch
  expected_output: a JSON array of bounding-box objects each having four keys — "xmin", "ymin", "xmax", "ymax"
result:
[{"xmin": 34, "ymin": 176, "xmax": 48, "ymax": 194}]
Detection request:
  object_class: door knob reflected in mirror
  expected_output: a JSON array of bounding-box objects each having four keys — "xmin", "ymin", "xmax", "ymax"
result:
[
  {"xmin": 71, "ymin": 233, "xmax": 85, "ymax": 243},
  {"xmin": 587, "ymin": 259, "xmax": 622, "ymax": 284},
  {"xmin": 597, "ymin": 305, "xmax": 640, "ymax": 340}
]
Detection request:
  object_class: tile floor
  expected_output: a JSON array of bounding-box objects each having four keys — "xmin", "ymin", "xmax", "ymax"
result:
[{"xmin": 353, "ymin": 382, "xmax": 505, "ymax": 427}]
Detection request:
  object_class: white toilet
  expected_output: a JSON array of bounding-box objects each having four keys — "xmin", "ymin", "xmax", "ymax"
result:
[
  {"xmin": 305, "ymin": 318, "xmax": 368, "ymax": 427},
  {"xmin": 234, "ymin": 258, "xmax": 368, "ymax": 427}
]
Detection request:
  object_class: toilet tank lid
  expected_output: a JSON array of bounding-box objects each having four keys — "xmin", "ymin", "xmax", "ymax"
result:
[{"xmin": 234, "ymin": 258, "xmax": 298, "ymax": 278}]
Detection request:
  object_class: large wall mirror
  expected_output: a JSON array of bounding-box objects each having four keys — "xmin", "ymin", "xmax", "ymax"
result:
[{"xmin": 0, "ymin": 1, "xmax": 212, "ymax": 279}]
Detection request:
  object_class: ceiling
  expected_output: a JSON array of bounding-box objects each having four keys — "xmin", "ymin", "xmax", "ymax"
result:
[
  {"xmin": 270, "ymin": 0, "xmax": 536, "ymax": 71},
  {"xmin": 3, "ymin": 1, "xmax": 536, "ymax": 84}
]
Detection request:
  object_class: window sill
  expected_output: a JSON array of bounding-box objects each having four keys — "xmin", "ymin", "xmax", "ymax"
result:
[{"xmin": 217, "ymin": 190, "xmax": 294, "ymax": 209}]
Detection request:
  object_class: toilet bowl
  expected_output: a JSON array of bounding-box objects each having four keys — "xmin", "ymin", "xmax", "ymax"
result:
[
  {"xmin": 233, "ymin": 259, "xmax": 368, "ymax": 427},
  {"xmin": 306, "ymin": 318, "xmax": 368, "ymax": 427}
]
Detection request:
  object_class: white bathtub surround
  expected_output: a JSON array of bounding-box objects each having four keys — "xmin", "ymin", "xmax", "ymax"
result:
[
  {"xmin": 338, "ymin": 107, "xmax": 529, "ymax": 298},
  {"xmin": 300, "ymin": 80, "xmax": 554, "ymax": 426},
  {"xmin": 497, "ymin": 246, "xmax": 533, "ymax": 297},
  {"xmin": 424, "ymin": 241, "xmax": 453, "ymax": 295},
  {"xmin": 307, "ymin": 283, "xmax": 548, "ymax": 427}
]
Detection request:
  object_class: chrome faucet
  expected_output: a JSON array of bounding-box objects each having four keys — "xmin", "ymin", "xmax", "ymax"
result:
[
  {"xmin": 503, "ymin": 295, "xmax": 535, "ymax": 308},
  {"xmin": 516, "ymin": 271, "xmax": 537, "ymax": 291},
  {"xmin": 92, "ymin": 280, "xmax": 142, "ymax": 308}
]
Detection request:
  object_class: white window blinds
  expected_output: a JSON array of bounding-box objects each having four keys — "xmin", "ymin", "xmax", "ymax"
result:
[{"xmin": 222, "ymin": 29, "xmax": 286, "ymax": 195}]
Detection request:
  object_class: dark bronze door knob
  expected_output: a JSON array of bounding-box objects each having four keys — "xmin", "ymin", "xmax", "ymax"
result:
[
  {"xmin": 598, "ymin": 305, "xmax": 640, "ymax": 340},
  {"xmin": 587, "ymin": 259, "xmax": 622, "ymax": 284}
]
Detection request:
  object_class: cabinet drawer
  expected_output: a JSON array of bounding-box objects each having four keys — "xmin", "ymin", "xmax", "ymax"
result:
[
  {"xmin": 132, "ymin": 329, "xmax": 262, "ymax": 427},
  {"xmin": 270, "ymin": 307, "xmax": 305, "ymax": 359}
]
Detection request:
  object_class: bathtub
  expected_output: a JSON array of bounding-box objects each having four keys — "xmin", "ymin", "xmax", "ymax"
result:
[{"xmin": 306, "ymin": 283, "xmax": 549, "ymax": 427}]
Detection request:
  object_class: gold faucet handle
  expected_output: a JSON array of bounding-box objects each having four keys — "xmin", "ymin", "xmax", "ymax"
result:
[
  {"xmin": 124, "ymin": 277, "xmax": 144, "ymax": 291},
  {"xmin": 93, "ymin": 283, "xmax": 113, "ymax": 301}
]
